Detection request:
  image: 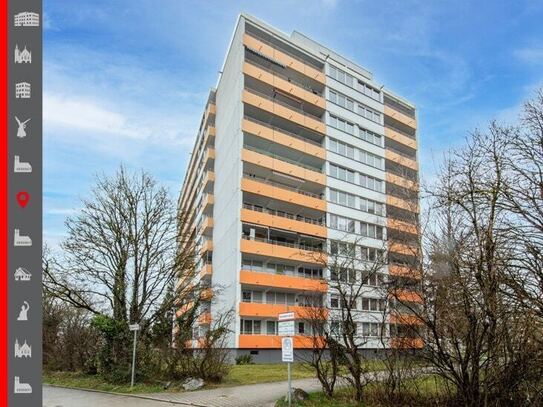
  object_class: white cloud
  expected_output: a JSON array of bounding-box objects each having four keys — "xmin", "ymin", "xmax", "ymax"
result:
[
  {"xmin": 514, "ymin": 47, "xmax": 543, "ymax": 66},
  {"xmin": 44, "ymin": 93, "xmax": 144, "ymax": 139}
]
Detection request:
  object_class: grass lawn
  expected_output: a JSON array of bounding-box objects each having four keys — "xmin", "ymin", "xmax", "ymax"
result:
[
  {"xmin": 44, "ymin": 360, "xmax": 403, "ymax": 395},
  {"xmin": 275, "ymin": 375, "xmax": 448, "ymax": 407}
]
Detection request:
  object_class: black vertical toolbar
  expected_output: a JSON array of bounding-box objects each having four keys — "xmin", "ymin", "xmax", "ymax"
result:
[{"xmin": 8, "ymin": 1, "xmax": 42, "ymax": 405}]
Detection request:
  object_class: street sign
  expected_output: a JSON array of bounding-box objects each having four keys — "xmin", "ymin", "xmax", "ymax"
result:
[
  {"xmin": 278, "ymin": 312, "xmax": 295, "ymax": 321},
  {"xmin": 129, "ymin": 324, "xmax": 140, "ymax": 331},
  {"xmin": 278, "ymin": 320, "xmax": 295, "ymax": 336},
  {"xmin": 282, "ymin": 337, "xmax": 294, "ymax": 362}
]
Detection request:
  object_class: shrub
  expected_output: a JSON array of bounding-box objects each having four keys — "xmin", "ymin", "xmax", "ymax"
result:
[{"xmin": 235, "ymin": 354, "xmax": 254, "ymax": 365}]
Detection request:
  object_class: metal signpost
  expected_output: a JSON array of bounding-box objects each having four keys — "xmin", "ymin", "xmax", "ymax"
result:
[
  {"xmin": 279, "ymin": 312, "xmax": 295, "ymax": 407},
  {"xmin": 129, "ymin": 323, "xmax": 140, "ymax": 388}
]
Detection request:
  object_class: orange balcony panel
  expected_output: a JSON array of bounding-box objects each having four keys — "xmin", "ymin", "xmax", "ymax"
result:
[
  {"xmin": 203, "ymin": 126, "xmax": 216, "ymax": 147},
  {"xmin": 243, "ymin": 90, "xmax": 325, "ymax": 135},
  {"xmin": 388, "ymin": 241, "xmax": 419, "ymax": 257},
  {"xmin": 390, "ymin": 337, "xmax": 424, "ymax": 349},
  {"xmin": 198, "ymin": 312, "xmax": 211, "ymax": 325},
  {"xmin": 385, "ymin": 126, "xmax": 417, "ymax": 149},
  {"xmin": 387, "ymin": 218, "xmax": 419, "ymax": 235},
  {"xmin": 387, "ymin": 195, "xmax": 419, "ymax": 213},
  {"xmin": 243, "ymin": 34, "xmax": 325, "ymax": 84},
  {"xmin": 203, "ymin": 171, "xmax": 215, "ymax": 186},
  {"xmin": 204, "ymin": 147, "xmax": 216, "ymax": 162},
  {"xmin": 201, "ymin": 288, "xmax": 213, "ymax": 301},
  {"xmin": 240, "ymin": 270, "xmax": 328, "ymax": 293},
  {"xmin": 243, "ymin": 62, "xmax": 325, "ymax": 109},
  {"xmin": 241, "ymin": 208, "xmax": 326, "ymax": 238},
  {"xmin": 389, "ymin": 313, "xmax": 423, "ymax": 326},
  {"xmin": 384, "ymin": 105, "xmax": 417, "ymax": 130},
  {"xmin": 242, "ymin": 148, "xmax": 325, "ymax": 186},
  {"xmin": 200, "ymin": 264, "xmax": 213, "ymax": 278},
  {"xmin": 239, "ymin": 334, "xmax": 317, "ymax": 349},
  {"xmin": 240, "ymin": 238, "xmax": 325, "ymax": 265},
  {"xmin": 201, "ymin": 240, "xmax": 213, "ymax": 254},
  {"xmin": 239, "ymin": 302, "xmax": 325, "ymax": 320},
  {"xmin": 385, "ymin": 150, "xmax": 418, "ymax": 171},
  {"xmin": 199, "ymin": 218, "xmax": 213, "ymax": 236},
  {"xmin": 392, "ymin": 289, "xmax": 423, "ymax": 304},
  {"xmin": 389, "ymin": 264, "xmax": 421, "ymax": 279},
  {"xmin": 202, "ymin": 194, "xmax": 214, "ymax": 208},
  {"xmin": 387, "ymin": 173, "xmax": 418, "ymax": 191},
  {"xmin": 242, "ymin": 119, "xmax": 325, "ymax": 160},
  {"xmin": 241, "ymin": 178, "xmax": 325, "ymax": 211}
]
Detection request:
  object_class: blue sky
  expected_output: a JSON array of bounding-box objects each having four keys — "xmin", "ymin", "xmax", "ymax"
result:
[{"xmin": 44, "ymin": 0, "xmax": 543, "ymax": 247}]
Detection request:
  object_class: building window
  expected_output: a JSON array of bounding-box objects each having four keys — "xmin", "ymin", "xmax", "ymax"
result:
[
  {"xmin": 360, "ymin": 198, "xmax": 385, "ymax": 216},
  {"xmin": 329, "ymin": 164, "xmax": 355, "ymax": 183},
  {"xmin": 242, "ymin": 319, "xmax": 262, "ymax": 335},
  {"xmin": 361, "ymin": 322, "xmax": 383, "ymax": 337},
  {"xmin": 360, "ymin": 247, "xmax": 384, "ymax": 262},
  {"xmin": 298, "ymin": 322, "xmax": 306, "ymax": 334},
  {"xmin": 329, "ymin": 188, "xmax": 356, "ymax": 208},
  {"xmin": 267, "ymin": 321, "xmax": 277, "ymax": 335},
  {"xmin": 328, "ymin": 114, "xmax": 355, "ymax": 136},
  {"xmin": 329, "ymin": 214, "xmax": 356, "ymax": 233},
  {"xmin": 329, "ymin": 89, "xmax": 355, "ymax": 112},
  {"xmin": 359, "ymin": 150, "xmax": 384, "ymax": 170},
  {"xmin": 360, "ymin": 222, "xmax": 384, "ymax": 239},
  {"xmin": 329, "ymin": 138, "xmax": 355, "ymax": 159},
  {"xmin": 359, "ymin": 173, "xmax": 384, "ymax": 193},
  {"xmin": 358, "ymin": 127, "xmax": 383, "ymax": 147},
  {"xmin": 329, "ymin": 65, "xmax": 355, "ymax": 87},
  {"xmin": 358, "ymin": 104, "xmax": 382, "ymax": 124},
  {"xmin": 358, "ymin": 80, "xmax": 381, "ymax": 102}
]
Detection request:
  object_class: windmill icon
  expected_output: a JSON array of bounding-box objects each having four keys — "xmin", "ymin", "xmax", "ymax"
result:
[{"xmin": 15, "ymin": 116, "xmax": 30, "ymax": 138}]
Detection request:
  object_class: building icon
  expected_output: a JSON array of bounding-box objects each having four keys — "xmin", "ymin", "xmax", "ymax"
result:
[
  {"xmin": 14, "ymin": 267, "xmax": 32, "ymax": 282},
  {"xmin": 14, "ymin": 339, "xmax": 31, "ymax": 358},
  {"xmin": 14, "ymin": 376, "xmax": 32, "ymax": 394},
  {"xmin": 14, "ymin": 44, "xmax": 31, "ymax": 63},
  {"xmin": 15, "ymin": 82, "xmax": 31, "ymax": 99},
  {"xmin": 14, "ymin": 12, "xmax": 40, "ymax": 27}
]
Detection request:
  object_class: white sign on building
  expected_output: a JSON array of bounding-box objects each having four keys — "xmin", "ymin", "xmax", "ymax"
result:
[{"xmin": 278, "ymin": 320, "xmax": 295, "ymax": 336}]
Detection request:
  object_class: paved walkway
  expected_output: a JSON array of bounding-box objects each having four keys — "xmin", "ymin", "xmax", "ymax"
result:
[{"xmin": 44, "ymin": 377, "xmax": 322, "ymax": 407}]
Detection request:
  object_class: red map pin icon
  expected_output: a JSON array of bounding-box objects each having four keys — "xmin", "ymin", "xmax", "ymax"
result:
[{"xmin": 16, "ymin": 191, "xmax": 30, "ymax": 208}]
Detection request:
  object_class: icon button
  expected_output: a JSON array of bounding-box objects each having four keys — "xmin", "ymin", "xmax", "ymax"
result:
[
  {"xmin": 14, "ymin": 11, "xmax": 40, "ymax": 27},
  {"xmin": 14, "ymin": 156, "xmax": 32, "ymax": 173},
  {"xmin": 17, "ymin": 301, "xmax": 30, "ymax": 321},
  {"xmin": 16, "ymin": 191, "xmax": 30, "ymax": 208},
  {"xmin": 14, "ymin": 44, "xmax": 32, "ymax": 64},
  {"xmin": 15, "ymin": 116, "xmax": 31, "ymax": 138},
  {"xmin": 15, "ymin": 82, "xmax": 31, "ymax": 99},
  {"xmin": 14, "ymin": 376, "xmax": 32, "ymax": 394},
  {"xmin": 14, "ymin": 339, "xmax": 32, "ymax": 358},
  {"xmin": 14, "ymin": 267, "xmax": 32, "ymax": 282},
  {"xmin": 14, "ymin": 229, "xmax": 32, "ymax": 247}
]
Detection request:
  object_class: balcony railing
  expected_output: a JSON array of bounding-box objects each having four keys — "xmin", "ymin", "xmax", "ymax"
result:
[
  {"xmin": 242, "ymin": 173, "xmax": 324, "ymax": 200},
  {"xmin": 245, "ymin": 58, "xmax": 323, "ymax": 97},
  {"xmin": 245, "ymin": 32, "xmax": 323, "ymax": 71},
  {"xmin": 385, "ymin": 123, "xmax": 416, "ymax": 140},
  {"xmin": 243, "ymin": 203, "xmax": 324, "ymax": 225},
  {"xmin": 244, "ymin": 115, "xmax": 323, "ymax": 147},
  {"xmin": 245, "ymin": 88, "xmax": 323, "ymax": 122},
  {"xmin": 241, "ymin": 234, "xmax": 323, "ymax": 253},
  {"xmin": 243, "ymin": 144, "xmax": 323, "ymax": 173}
]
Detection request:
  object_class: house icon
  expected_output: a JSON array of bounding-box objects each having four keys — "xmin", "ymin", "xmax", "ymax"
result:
[
  {"xmin": 14, "ymin": 267, "xmax": 31, "ymax": 282},
  {"xmin": 14, "ymin": 339, "xmax": 31, "ymax": 358}
]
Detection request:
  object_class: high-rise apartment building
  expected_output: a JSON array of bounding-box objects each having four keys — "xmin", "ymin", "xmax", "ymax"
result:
[{"xmin": 178, "ymin": 14, "xmax": 420, "ymax": 361}]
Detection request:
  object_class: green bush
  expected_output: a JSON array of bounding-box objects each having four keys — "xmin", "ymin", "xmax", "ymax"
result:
[{"xmin": 235, "ymin": 354, "xmax": 254, "ymax": 365}]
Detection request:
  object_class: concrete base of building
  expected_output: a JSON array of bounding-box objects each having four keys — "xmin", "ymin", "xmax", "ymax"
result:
[{"xmin": 231, "ymin": 348, "xmax": 418, "ymax": 364}]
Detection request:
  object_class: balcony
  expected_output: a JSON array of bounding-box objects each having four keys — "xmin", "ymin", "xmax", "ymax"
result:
[
  {"xmin": 243, "ymin": 33, "xmax": 325, "ymax": 84},
  {"xmin": 202, "ymin": 193, "xmax": 214, "ymax": 210},
  {"xmin": 200, "ymin": 239, "xmax": 213, "ymax": 255},
  {"xmin": 384, "ymin": 105, "xmax": 417, "ymax": 130},
  {"xmin": 239, "ymin": 334, "xmax": 316, "ymax": 349},
  {"xmin": 198, "ymin": 312, "xmax": 211, "ymax": 325},
  {"xmin": 385, "ymin": 126, "xmax": 417, "ymax": 149},
  {"xmin": 200, "ymin": 263, "xmax": 213, "ymax": 279},
  {"xmin": 385, "ymin": 150, "xmax": 418, "ymax": 171},
  {"xmin": 389, "ymin": 264, "xmax": 421, "ymax": 279},
  {"xmin": 243, "ymin": 61, "xmax": 325, "ymax": 110},
  {"xmin": 242, "ymin": 148, "xmax": 325, "ymax": 186},
  {"xmin": 198, "ymin": 216, "xmax": 213, "ymax": 236},
  {"xmin": 240, "ymin": 236, "xmax": 325, "ymax": 264},
  {"xmin": 241, "ymin": 176, "xmax": 325, "ymax": 211},
  {"xmin": 242, "ymin": 117, "xmax": 325, "ymax": 159},
  {"xmin": 239, "ymin": 302, "xmax": 325, "ymax": 320},
  {"xmin": 387, "ymin": 195, "xmax": 419, "ymax": 213},
  {"xmin": 241, "ymin": 205, "xmax": 326, "ymax": 238},
  {"xmin": 389, "ymin": 313, "xmax": 422, "ymax": 326},
  {"xmin": 202, "ymin": 125, "xmax": 216, "ymax": 147},
  {"xmin": 240, "ymin": 269, "xmax": 327, "ymax": 293},
  {"xmin": 388, "ymin": 241, "xmax": 419, "ymax": 257},
  {"xmin": 387, "ymin": 218, "xmax": 418, "ymax": 236},
  {"xmin": 243, "ymin": 89, "xmax": 325, "ymax": 134},
  {"xmin": 386, "ymin": 173, "xmax": 418, "ymax": 192},
  {"xmin": 390, "ymin": 337, "xmax": 424, "ymax": 349}
]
